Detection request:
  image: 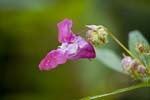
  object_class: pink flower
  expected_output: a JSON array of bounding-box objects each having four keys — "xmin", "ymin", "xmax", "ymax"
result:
[{"xmin": 39, "ymin": 19, "xmax": 96, "ymax": 70}]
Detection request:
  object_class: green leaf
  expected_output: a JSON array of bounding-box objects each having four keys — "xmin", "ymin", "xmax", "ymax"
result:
[
  {"xmin": 128, "ymin": 30, "xmax": 149, "ymax": 57},
  {"xmin": 128, "ymin": 30, "xmax": 150, "ymax": 67},
  {"xmin": 146, "ymin": 55, "xmax": 150, "ymax": 67},
  {"xmin": 96, "ymin": 48, "xmax": 124, "ymax": 73}
]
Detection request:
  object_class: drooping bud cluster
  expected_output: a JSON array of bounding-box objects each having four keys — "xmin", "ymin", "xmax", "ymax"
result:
[
  {"xmin": 86, "ymin": 25, "xmax": 108, "ymax": 45},
  {"xmin": 136, "ymin": 43, "xmax": 150, "ymax": 55},
  {"xmin": 121, "ymin": 55, "xmax": 150, "ymax": 79}
]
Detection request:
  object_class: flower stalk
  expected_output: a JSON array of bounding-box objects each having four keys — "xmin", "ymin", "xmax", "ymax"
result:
[
  {"xmin": 81, "ymin": 81, "xmax": 150, "ymax": 100},
  {"xmin": 106, "ymin": 30, "xmax": 135, "ymax": 58}
]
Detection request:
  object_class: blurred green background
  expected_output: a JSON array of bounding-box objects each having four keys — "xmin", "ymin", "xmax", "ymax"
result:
[{"xmin": 0, "ymin": 0, "xmax": 150, "ymax": 100}]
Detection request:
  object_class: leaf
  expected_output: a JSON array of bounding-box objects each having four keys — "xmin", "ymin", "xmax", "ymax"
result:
[
  {"xmin": 128, "ymin": 30, "xmax": 150, "ymax": 67},
  {"xmin": 128, "ymin": 30, "xmax": 149, "ymax": 57},
  {"xmin": 96, "ymin": 48, "xmax": 124, "ymax": 73},
  {"xmin": 144, "ymin": 55, "xmax": 150, "ymax": 67}
]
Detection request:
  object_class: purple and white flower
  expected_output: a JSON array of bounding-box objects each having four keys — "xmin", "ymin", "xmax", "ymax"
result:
[{"xmin": 39, "ymin": 19, "xmax": 96, "ymax": 70}]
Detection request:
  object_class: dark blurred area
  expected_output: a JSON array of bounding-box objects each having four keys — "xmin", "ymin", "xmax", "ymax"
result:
[{"xmin": 0, "ymin": 0, "xmax": 150, "ymax": 100}]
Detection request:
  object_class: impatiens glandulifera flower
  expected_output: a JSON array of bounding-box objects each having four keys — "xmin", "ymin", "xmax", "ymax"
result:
[
  {"xmin": 86, "ymin": 25, "xmax": 108, "ymax": 45},
  {"xmin": 39, "ymin": 19, "xmax": 96, "ymax": 71},
  {"xmin": 121, "ymin": 55, "xmax": 150, "ymax": 79}
]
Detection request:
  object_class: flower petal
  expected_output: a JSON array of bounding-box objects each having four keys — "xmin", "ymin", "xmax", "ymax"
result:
[
  {"xmin": 39, "ymin": 49, "xmax": 68, "ymax": 70},
  {"xmin": 75, "ymin": 43, "xmax": 96, "ymax": 59},
  {"xmin": 57, "ymin": 19, "xmax": 75, "ymax": 43},
  {"xmin": 69, "ymin": 36, "xmax": 96, "ymax": 59}
]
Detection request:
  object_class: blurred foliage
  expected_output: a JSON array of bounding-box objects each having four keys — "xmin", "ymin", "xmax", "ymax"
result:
[{"xmin": 0, "ymin": 0, "xmax": 150, "ymax": 100}]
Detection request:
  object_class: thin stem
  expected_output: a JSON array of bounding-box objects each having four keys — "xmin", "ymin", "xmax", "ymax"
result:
[
  {"xmin": 81, "ymin": 82, "xmax": 150, "ymax": 100},
  {"xmin": 107, "ymin": 31, "xmax": 135, "ymax": 58},
  {"xmin": 77, "ymin": 29, "xmax": 88, "ymax": 35}
]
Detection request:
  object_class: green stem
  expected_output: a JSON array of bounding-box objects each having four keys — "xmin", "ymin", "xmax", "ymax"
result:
[
  {"xmin": 81, "ymin": 82, "xmax": 150, "ymax": 100},
  {"xmin": 107, "ymin": 31, "xmax": 135, "ymax": 58},
  {"xmin": 77, "ymin": 29, "xmax": 88, "ymax": 35}
]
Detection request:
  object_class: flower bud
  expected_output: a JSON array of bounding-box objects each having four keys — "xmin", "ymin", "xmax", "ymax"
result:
[
  {"xmin": 121, "ymin": 56, "xmax": 132, "ymax": 69},
  {"xmin": 130, "ymin": 59, "xmax": 139, "ymax": 69},
  {"xmin": 137, "ymin": 65, "xmax": 150, "ymax": 78},
  {"xmin": 136, "ymin": 43, "xmax": 150, "ymax": 55},
  {"xmin": 136, "ymin": 43, "xmax": 145, "ymax": 53},
  {"xmin": 138, "ymin": 65, "xmax": 146, "ymax": 74},
  {"xmin": 86, "ymin": 25, "xmax": 108, "ymax": 45},
  {"xmin": 121, "ymin": 55, "xmax": 150, "ymax": 79}
]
